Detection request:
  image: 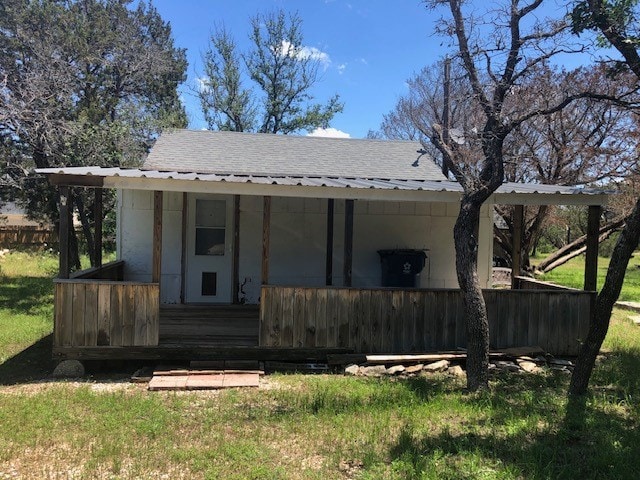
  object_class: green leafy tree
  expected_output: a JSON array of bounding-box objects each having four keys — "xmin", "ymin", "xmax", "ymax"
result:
[
  {"xmin": 0, "ymin": 0, "xmax": 187, "ymax": 268},
  {"xmin": 199, "ymin": 10, "xmax": 343, "ymax": 134}
]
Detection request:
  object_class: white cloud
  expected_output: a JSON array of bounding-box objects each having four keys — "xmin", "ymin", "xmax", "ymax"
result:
[
  {"xmin": 196, "ymin": 77, "xmax": 210, "ymax": 93},
  {"xmin": 337, "ymin": 63, "xmax": 347, "ymax": 75},
  {"xmin": 279, "ymin": 40, "xmax": 331, "ymax": 69},
  {"xmin": 307, "ymin": 127, "xmax": 351, "ymax": 138}
]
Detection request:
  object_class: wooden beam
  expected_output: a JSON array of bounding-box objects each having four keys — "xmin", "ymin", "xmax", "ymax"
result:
[
  {"xmin": 49, "ymin": 174, "xmax": 103, "ymax": 187},
  {"xmin": 343, "ymin": 199, "xmax": 354, "ymax": 287},
  {"xmin": 152, "ymin": 191, "xmax": 163, "ymax": 284},
  {"xmin": 59, "ymin": 186, "xmax": 70, "ymax": 279},
  {"xmin": 261, "ymin": 196, "xmax": 271, "ymax": 285},
  {"xmin": 511, "ymin": 205, "xmax": 524, "ymax": 289},
  {"xmin": 180, "ymin": 192, "xmax": 188, "ymax": 303},
  {"xmin": 584, "ymin": 205, "xmax": 601, "ymax": 291},
  {"xmin": 94, "ymin": 188, "xmax": 103, "ymax": 268},
  {"xmin": 325, "ymin": 199, "xmax": 334, "ymax": 286},
  {"xmin": 232, "ymin": 195, "xmax": 241, "ymax": 303}
]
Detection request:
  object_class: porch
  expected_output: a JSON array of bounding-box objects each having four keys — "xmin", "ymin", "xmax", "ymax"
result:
[{"xmin": 51, "ymin": 259, "xmax": 594, "ymax": 360}]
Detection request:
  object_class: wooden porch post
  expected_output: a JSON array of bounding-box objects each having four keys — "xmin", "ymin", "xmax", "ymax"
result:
[
  {"xmin": 152, "ymin": 191, "xmax": 163, "ymax": 284},
  {"xmin": 511, "ymin": 204, "xmax": 524, "ymax": 289},
  {"xmin": 94, "ymin": 188, "xmax": 103, "ymax": 268},
  {"xmin": 262, "ymin": 196, "xmax": 271, "ymax": 285},
  {"xmin": 58, "ymin": 185, "xmax": 70, "ymax": 279},
  {"xmin": 343, "ymin": 199, "xmax": 354, "ymax": 287},
  {"xmin": 232, "ymin": 195, "xmax": 241, "ymax": 303},
  {"xmin": 584, "ymin": 205, "xmax": 601, "ymax": 291},
  {"xmin": 325, "ymin": 198, "xmax": 334, "ymax": 286}
]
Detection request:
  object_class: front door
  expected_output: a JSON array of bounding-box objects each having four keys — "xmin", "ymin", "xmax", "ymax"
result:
[{"xmin": 185, "ymin": 194, "xmax": 234, "ymax": 303}]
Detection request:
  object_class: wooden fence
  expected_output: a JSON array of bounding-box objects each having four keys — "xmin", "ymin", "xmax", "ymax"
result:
[
  {"xmin": 513, "ymin": 276, "xmax": 584, "ymax": 292},
  {"xmin": 54, "ymin": 280, "xmax": 159, "ymax": 348},
  {"xmin": 260, "ymin": 286, "xmax": 594, "ymax": 355},
  {"xmin": 0, "ymin": 226, "xmax": 55, "ymax": 247}
]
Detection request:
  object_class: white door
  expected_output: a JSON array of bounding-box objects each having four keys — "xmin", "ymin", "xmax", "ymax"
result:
[{"xmin": 185, "ymin": 194, "xmax": 234, "ymax": 303}]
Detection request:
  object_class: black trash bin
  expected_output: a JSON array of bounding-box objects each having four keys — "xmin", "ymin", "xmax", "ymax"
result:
[{"xmin": 378, "ymin": 249, "xmax": 427, "ymax": 287}]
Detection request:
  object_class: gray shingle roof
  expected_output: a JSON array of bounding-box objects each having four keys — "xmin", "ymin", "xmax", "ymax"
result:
[{"xmin": 142, "ymin": 129, "xmax": 446, "ymax": 181}]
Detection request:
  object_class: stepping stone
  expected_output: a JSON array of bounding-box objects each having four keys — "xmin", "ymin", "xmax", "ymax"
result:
[
  {"xmin": 148, "ymin": 375, "xmax": 188, "ymax": 391},
  {"xmin": 186, "ymin": 374, "xmax": 224, "ymax": 390},
  {"xmin": 223, "ymin": 372, "xmax": 260, "ymax": 388}
]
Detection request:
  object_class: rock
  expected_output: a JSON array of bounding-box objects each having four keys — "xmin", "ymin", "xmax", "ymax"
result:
[
  {"xmin": 404, "ymin": 364, "xmax": 424, "ymax": 374},
  {"xmin": 52, "ymin": 359, "xmax": 85, "ymax": 378},
  {"xmin": 448, "ymin": 365, "xmax": 466, "ymax": 377},
  {"xmin": 518, "ymin": 361, "xmax": 540, "ymax": 373},
  {"xmin": 493, "ymin": 360, "xmax": 521, "ymax": 372},
  {"xmin": 549, "ymin": 358, "xmax": 574, "ymax": 367},
  {"xmin": 386, "ymin": 365, "xmax": 405, "ymax": 375},
  {"xmin": 344, "ymin": 364, "xmax": 360, "ymax": 376},
  {"xmin": 360, "ymin": 365, "xmax": 387, "ymax": 377},
  {"xmin": 423, "ymin": 360, "xmax": 450, "ymax": 373}
]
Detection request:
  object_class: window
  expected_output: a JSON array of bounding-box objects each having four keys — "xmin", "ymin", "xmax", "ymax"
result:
[{"xmin": 195, "ymin": 199, "xmax": 226, "ymax": 255}]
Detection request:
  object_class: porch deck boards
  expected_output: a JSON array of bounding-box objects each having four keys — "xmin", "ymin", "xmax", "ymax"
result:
[{"xmin": 159, "ymin": 304, "xmax": 259, "ymax": 347}]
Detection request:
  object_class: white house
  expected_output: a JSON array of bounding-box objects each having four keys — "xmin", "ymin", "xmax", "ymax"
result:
[{"xmin": 36, "ymin": 129, "xmax": 607, "ymax": 360}]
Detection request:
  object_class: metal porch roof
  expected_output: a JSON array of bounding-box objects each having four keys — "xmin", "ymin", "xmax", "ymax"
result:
[{"xmin": 35, "ymin": 166, "xmax": 608, "ymax": 206}]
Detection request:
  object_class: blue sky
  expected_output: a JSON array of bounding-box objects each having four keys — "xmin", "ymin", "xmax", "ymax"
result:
[
  {"xmin": 151, "ymin": 0, "xmax": 588, "ymax": 139},
  {"xmin": 151, "ymin": 0, "xmax": 451, "ymax": 138}
]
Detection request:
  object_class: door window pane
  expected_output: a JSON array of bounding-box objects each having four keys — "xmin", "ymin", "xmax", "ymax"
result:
[{"xmin": 195, "ymin": 228, "xmax": 225, "ymax": 255}]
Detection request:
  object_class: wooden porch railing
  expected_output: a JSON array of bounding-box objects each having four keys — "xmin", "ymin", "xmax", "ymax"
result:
[
  {"xmin": 70, "ymin": 260, "xmax": 125, "ymax": 281},
  {"xmin": 54, "ymin": 264, "xmax": 159, "ymax": 348},
  {"xmin": 259, "ymin": 286, "xmax": 594, "ymax": 356}
]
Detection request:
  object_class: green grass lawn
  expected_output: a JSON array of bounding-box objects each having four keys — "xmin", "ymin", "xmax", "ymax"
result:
[
  {"xmin": 0, "ymin": 250, "xmax": 639, "ymax": 479},
  {"xmin": 534, "ymin": 253, "xmax": 640, "ymax": 301}
]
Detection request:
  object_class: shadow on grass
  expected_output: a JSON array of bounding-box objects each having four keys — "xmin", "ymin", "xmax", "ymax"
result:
[
  {"xmin": 0, "ymin": 334, "xmax": 54, "ymax": 385},
  {"xmin": 383, "ymin": 357, "xmax": 640, "ymax": 479},
  {"xmin": 0, "ymin": 274, "xmax": 54, "ymax": 316}
]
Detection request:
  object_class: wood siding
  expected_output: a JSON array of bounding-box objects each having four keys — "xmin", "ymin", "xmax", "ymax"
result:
[
  {"xmin": 54, "ymin": 280, "xmax": 159, "ymax": 347},
  {"xmin": 260, "ymin": 286, "xmax": 593, "ymax": 355}
]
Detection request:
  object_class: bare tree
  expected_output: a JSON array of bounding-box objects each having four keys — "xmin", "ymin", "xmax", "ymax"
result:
[
  {"xmin": 425, "ymin": 0, "xmax": 595, "ymax": 390},
  {"xmin": 378, "ymin": 60, "xmax": 635, "ymax": 271}
]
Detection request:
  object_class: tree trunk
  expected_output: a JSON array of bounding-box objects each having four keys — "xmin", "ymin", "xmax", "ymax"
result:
[
  {"xmin": 569, "ymin": 197, "xmax": 640, "ymax": 395},
  {"xmin": 455, "ymin": 197, "xmax": 490, "ymax": 391},
  {"xmin": 537, "ymin": 219, "xmax": 624, "ymax": 273},
  {"xmin": 69, "ymin": 218, "xmax": 81, "ymax": 272},
  {"xmin": 74, "ymin": 194, "xmax": 96, "ymax": 267}
]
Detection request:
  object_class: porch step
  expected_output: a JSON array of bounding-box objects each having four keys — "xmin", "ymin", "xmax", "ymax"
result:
[
  {"xmin": 159, "ymin": 305, "xmax": 259, "ymax": 347},
  {"xmin": 148, "ymin": 367, "xmax": 261, "ymax": 391}
]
